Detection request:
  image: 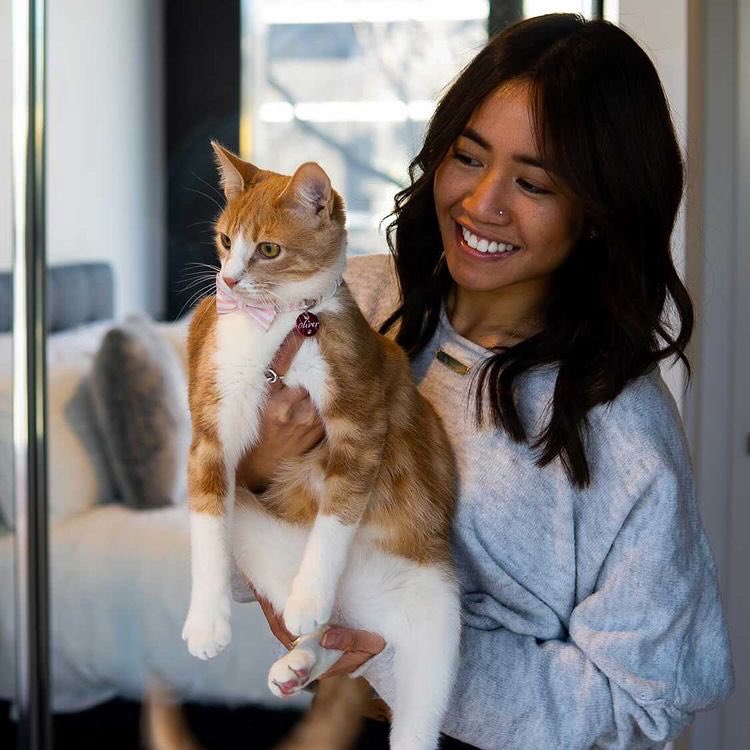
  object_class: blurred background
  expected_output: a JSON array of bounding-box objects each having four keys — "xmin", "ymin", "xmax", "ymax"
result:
[{"xmin": 0, "ymin": 0, "xmax": 747, "ymax": 748}]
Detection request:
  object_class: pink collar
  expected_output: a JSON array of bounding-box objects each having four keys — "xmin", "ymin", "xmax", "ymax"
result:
[{"xmin": 215, "ymin": 272, "xmax": 341, "ymax": 331}]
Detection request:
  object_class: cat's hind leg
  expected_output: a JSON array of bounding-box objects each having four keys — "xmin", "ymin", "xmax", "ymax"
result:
[{"xmin": 386, "ymin": 573, "xmax": 461, "ymax": 750}]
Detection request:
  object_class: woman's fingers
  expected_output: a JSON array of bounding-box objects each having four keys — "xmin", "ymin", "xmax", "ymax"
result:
[
  {"xmin": 321, "ymin": 627, "xmax": 385, "ymax": 655},
  {"xmin": 319, "ymin": 651, "xmax": 376, "ymax": 679},
  {"xmin": 266, "ymin": 386, "xmax": 309, "ymax": 423},
  {"xmin": 255, "ymin": 591, "xmax": 296, "ymax": 650},
  {"xmin": 317, "ymin": 626, "xmax": 386, "ymax": 678}
]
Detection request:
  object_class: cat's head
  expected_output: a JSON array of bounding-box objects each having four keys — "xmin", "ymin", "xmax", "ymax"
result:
[{"xmin": 211, "ymin": 141, "xmax": 347, "ymax": 306}]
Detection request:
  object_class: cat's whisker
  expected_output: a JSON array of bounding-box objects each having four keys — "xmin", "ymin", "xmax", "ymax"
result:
[
  {"xmin": 178, "ymin": 272, "xmax": 215, "ymax": 285},
  {"xmin": 176, "ymin": 268, "xmax": 219, "ymax": 290},
  {"xmin": 176, "ymin": 285, "xmax": 214, "ymax": 320},
  {"xmin": 191, "ymin": 171, "xmax": 225, "ymax": 202},
  {"xmin": 182, "ymin": 287, "xmax": 214, "ymax": 311},
  {"xmin": 176, "ymin": 276, "xmax": 216, "ymax": 294},
  {"xmin": 179, "ymin": 267, "xmax": 217, "ymax": 280},
  {"xmin": 254, "ymin": 288, "xmax": 284, "ymax": 307},
  {"xmin": 184, "ymin": 186, "xmax": 224, "ymax": 213},
  {"xmin": 186, "ymin": 220, "xmax": 219, "ymax": 231},
  {"xmin": 187, "ymin": 292, "xmax": 215, "ymax": 327},
  {"xmin": 184, "ymin": 261, "xmax": 221, "ymax": 272}
]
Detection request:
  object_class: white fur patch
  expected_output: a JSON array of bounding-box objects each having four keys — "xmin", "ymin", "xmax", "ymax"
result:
[
  {"xmin": 223, "ymin": 237, "xmax": 253, "ymax": 280},
  {"xmin": 213, "ymin": 312, "xmax": 290, "ymax": 463},
  {"xmin": 284, "ymin": 337, "xmax": 329, "ymax": 412}
]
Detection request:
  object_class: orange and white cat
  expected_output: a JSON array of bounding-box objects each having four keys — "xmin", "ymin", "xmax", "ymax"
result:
[{"xmin": 181, "ymin": 142, "xmax": 460, "ymax": 750}]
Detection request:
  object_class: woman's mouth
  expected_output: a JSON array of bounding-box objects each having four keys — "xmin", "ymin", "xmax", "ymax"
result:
[{"xmin": 454, "ymin": 221, "xmax": 522, "ymax": 260}]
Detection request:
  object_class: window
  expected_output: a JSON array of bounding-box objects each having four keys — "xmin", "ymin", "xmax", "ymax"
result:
[{"xmin": 241, "ymin": 0, "xmax": 609, "ymax": 255}]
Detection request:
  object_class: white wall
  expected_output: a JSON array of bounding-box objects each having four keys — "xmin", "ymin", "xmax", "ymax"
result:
[
  {"xmin": 1, "ymin": 0, "xmax": 164, "ymax": 319},
  {"xmin": 617, "ymin": 0, "xmax": 689, "ymax": 412},
  {"xmin": 0, "ymin": 0, "xmax": 11, "ymax": 273}
]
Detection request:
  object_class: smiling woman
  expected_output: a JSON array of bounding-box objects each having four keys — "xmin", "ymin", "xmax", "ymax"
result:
[{"xmin": 381, "ymin": 13, "xmax": 690, "ymax": 488}]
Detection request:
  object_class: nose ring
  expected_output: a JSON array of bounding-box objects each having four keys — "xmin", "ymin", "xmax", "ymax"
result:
[{"xmin": 497, "ymin": 208, "xmax": 505, "ymax": 217}]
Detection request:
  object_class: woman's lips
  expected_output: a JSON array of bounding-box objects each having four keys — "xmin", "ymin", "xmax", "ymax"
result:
[{"xmin": 453, "ymin": 221, "xmax": 522, "ymax": 261}]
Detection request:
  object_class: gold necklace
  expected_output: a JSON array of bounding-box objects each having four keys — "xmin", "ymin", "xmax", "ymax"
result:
[{"xmin": 435, "ymin": 349, "xmax": 473, "ymax": 375}]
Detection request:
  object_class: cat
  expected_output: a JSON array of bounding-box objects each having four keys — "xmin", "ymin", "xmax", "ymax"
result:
[
  {"xmin": 144, "ymin": 676, "xmax": 381, "ymax": 750},
  {"xmin": 180, "ymin": 141, "xmax": 460, "ymax": 750}
]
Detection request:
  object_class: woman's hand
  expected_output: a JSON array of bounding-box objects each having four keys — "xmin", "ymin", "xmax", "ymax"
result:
[
  {"xmin": 318, "ymin": 626, "xmax": 386, "ymax": 679},
  {"xmin": 236, "ymin": 334, "xmax": 325, "ymax": 492},
  {"xmin": 237, "ymin": 386, "xmax": 324, "ymax": 491},
  {"xmin": 253, "ymin": 585, "xmax": 385, "ymax": 679}
]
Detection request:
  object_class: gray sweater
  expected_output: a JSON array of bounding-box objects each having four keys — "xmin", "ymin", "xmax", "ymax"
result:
[{"xmin": 344, "ymin": 254, "xmax": 734, "ymax": 750}]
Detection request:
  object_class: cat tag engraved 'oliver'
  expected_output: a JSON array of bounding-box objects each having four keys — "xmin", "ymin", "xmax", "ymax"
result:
[{"xmin": 295, "ymin": 311, "xmax": 320, "ymax": 337}]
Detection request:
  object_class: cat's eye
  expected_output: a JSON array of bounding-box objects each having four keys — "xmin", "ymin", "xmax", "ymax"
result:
[
  {"xmin": 257, "ymin": 242, "xmax": 282, "ymax": 259},
  {"xmin": 219, "ymin": 233, "xmax": 231, "ymax": 249}
]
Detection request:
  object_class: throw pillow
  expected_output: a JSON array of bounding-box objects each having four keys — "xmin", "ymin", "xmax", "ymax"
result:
[{"xmin": 89, "ymin": 315, "xmax": 190, "ymax": 510}]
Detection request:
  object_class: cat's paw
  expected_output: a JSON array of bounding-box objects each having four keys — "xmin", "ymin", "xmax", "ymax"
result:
[
  {"xmin": 181, "ymin": 607, "xmax": 232, "ymax": 660},
  {"xmin": 268, "ymin": 647, "xmax": 317, "ymax": 698},
  {"xmin": 282, "ymin": 590, "xmax": 332, "ymax": 636}
]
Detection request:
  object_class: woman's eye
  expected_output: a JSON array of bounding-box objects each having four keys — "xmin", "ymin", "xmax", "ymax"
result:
[
  {"xmin": 454, "ymin": 151, "xmax": 481, "ymax": 167},
  {"xmin": 219, "ymin": 233, "xmax": 231, "ymax": 249},
  {"xmin": 517, "ymin": 178, "xmax": 550, "ymax": 195},
  {"xmin": 257, "ymin": 242, "xmax": 282, "ymax": 259}
]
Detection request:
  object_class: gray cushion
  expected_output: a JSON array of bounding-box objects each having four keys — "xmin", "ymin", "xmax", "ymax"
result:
[
  {"xmin": 90, "ymin": 315, "xmax": 190, "ymax": 509},
  {"xmin": 0, "ymin": 263, "xmax": 114, "ymax": 334}
]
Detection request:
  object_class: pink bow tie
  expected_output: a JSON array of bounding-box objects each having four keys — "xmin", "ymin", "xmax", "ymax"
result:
[{"xmin": 215, "ymin": 274, "xmax": 277, "ymax": 331}]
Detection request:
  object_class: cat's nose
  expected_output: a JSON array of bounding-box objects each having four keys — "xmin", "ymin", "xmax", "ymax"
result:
[{"xmin": 222, "ymin": 275, "xmax": 239, "ymax": 288}]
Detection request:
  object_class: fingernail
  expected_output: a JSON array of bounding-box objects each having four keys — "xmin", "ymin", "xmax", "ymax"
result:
[{"xmin": 322, "ymin": 631, "xmax": 341, "ymax": 648}]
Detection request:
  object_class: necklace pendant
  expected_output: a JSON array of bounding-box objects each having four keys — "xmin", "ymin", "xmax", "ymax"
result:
[
  {"xmin": 295, "ymin": 311, "xmax": 320, "ymax": 337},
  {"xmin": 436, "ymin": 349, "xmax": 471, "ymax": 375}
]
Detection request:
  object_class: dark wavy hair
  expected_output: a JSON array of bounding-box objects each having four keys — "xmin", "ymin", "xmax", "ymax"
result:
[{"xmin": 380, "ymin": 14, "xmax": 693, "ymax": 488}]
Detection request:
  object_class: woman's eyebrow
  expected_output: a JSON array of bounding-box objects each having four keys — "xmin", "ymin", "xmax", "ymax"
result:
[
  {"xmin": 513, "ymin": 154, "xmax": 547, "ymax": 169},
  {"xmin": 460, "ymin": 128, "xmax": 548, "ymax": 169},
  {"xmin": 460, "ymin": 127, "xmax": 491, "ymax": 151}
]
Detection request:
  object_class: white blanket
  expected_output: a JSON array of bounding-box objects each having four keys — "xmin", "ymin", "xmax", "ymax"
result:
[{"xmin": 0, "ymin": 504, "xmax": 311, "ymax": 712}]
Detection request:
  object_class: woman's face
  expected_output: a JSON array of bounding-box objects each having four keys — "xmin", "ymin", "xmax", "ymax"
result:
[{"xmin": 433, "ymin": 82, "xmax": 584, "ymax": 301}]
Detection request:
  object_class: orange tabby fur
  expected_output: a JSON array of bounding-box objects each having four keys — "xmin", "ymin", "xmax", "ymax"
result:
[{"xmin": 186, "ymin": 149, "xmax": 455, "ymax": 566}]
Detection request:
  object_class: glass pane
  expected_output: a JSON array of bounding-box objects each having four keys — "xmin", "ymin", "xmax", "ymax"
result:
[
  {"xmin": 0, "ymin": 0, "xmax": 16, "ymax": 740},
  {"xmin": 242, "ymin": 0, "xmax": 490, "ymax": 255}
]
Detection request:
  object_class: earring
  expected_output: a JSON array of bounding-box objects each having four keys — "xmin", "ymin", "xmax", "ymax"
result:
[{"xmin": 588, "ymin": 227, "xmax": 599, "ymax": 240}]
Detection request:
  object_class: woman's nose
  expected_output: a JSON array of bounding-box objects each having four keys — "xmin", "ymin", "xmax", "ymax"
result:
[{"xmin": 462, "ymin": 173, "xmax": 511, "ymax": 225}]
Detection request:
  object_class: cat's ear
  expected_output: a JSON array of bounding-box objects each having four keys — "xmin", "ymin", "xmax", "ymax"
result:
[
  {"xmin": 276, "ymin": 162, "xmax": 333, "ymax": 222},
  {"xmin": 211, "ymin": 141, "xmax": 264, "ymax": 200}
]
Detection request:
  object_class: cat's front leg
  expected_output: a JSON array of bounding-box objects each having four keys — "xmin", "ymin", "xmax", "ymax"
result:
[
  {"xmin": 283, "ymin": 513, "xmax": 359, "ymax": 635},
  {"xmin": 182, "ymin": 438, "xmax": 234, "ymax": 659}
]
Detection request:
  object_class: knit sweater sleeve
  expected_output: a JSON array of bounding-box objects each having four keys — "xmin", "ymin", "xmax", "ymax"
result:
[
  {"xmin": 343, "ymin": 253, "xmax": 400, "ymax": 330},
  {"xmin": 357, "ymin": 454, "xmax": 733, "ymax": 749}
]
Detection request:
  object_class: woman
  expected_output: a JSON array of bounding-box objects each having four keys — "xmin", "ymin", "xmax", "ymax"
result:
[{"xmin": 240, "ymin": 14, "xmax": 733, "ymax": 749}]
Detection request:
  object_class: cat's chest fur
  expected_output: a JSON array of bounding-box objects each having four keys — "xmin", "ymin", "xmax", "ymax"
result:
[{"xmin": 212, "ymin": 306, "xmax": 333, "ymax": 462}]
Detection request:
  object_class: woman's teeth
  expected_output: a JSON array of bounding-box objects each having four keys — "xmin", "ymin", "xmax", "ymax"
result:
[{"xmin": 461, "ymin": 226, "xmax": 518, "ymax": 254}]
